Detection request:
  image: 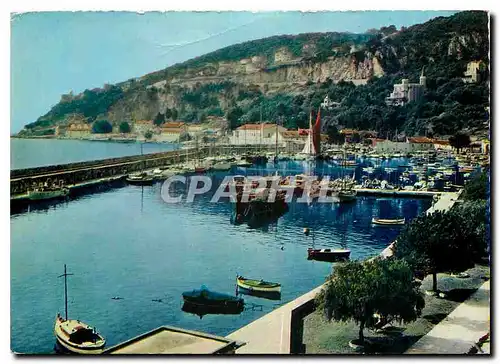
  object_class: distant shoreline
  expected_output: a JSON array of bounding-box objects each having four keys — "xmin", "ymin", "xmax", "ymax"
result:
[{"xmin": 11, "ymin": 135, "xmax": 176, "ymax": 144}]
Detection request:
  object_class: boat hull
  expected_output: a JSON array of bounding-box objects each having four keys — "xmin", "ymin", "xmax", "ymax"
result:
[
  {"xmin": 126, "ymin": 177, "xmax": 154, "ymax": 186},
  {"xmin": 236, "ymin": 286, "xmax": 281, "ymax": 301},
  {"xmin": 28, "ymin": 189, "xmax": 69, "ymax": 201},
  {"xmin": 54, "ymin": 335, "xmax": 105, "ymax": 355},
  {"xmin": 236, "ymin": 277, "xmax": 281, "ymax": 293},
  {"xmin": 181, "ymin": 287, "xmax": 244, "ymax": 311},
  {"xmin": 337, "ymin": 192, "xmax": 357, "ymax": 202},
  {"xmin": 212, "ymin": 163, "xmax": 232, "ymax": 171},
  {"xmin": 307, "ymin": 249, "xmax": 351, "ymax": 262},
  {"xmin": 181, "ymin": 301, "xmax": 244, "ymax": 318},
  {"xmin": 372, "ymin": 218, "xmax": 405, "ymax": 226},
  {"xmin": 54, "ymin": 316, "xmax": 105, "ymax": 355}
]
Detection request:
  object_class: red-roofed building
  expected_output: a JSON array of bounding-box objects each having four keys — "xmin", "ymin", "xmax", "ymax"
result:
[
  {"xmin": 406, "ymin": 136, "xmax": 434, "ymax": 151},
  {"xmin": 366, "ymin": 138, "xmax": 387, "ymax": 148},
  {"xmin": 432, "ymin": 139, "xmax": 453, "ymax": 151},
  {"xmin": 158, "ymin": 122, "xmax": 188, "ymax": 142}
]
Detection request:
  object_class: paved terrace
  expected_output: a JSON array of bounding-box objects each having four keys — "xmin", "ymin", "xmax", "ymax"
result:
[
  {"xmin": 405, "ymin": 280, "xmax": 490, "ymax": 354},
  {"xmin": 226, "ymin": 191, "xmax": 463, "ymax": 354}
]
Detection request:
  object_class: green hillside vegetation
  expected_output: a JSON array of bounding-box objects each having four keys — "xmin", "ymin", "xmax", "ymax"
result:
[{"xmin": 21, "ymin": 11, "xmax": 489, "ymax": 139}]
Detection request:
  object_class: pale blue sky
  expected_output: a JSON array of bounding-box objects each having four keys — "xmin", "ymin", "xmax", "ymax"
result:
[{"xmin": 11, "ymin": 11, "xmax": 457, "ymax": 132}]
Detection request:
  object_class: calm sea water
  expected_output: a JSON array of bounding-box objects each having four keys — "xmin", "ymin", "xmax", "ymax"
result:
[
  {"xmin": 10, "ymin": 138, "xmax": 177, "ymax": 170},
  {"xmin": 10, "ymin": 160, "xmax": 432, "ymax": 354}
]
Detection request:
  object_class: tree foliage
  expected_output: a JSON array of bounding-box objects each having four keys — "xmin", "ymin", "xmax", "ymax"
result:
[
  {"xmin": 118, "ymin": 121, "xmax": 131, "ymax": 133},
  {"xmin": 463, "ymin": 171, "xmax": 489, "ymax": 201},
  {"xmin": 450, "ymin": 200, "xmax": 489, "ymax": 262},
  {"xmin": 30, "ymin": 85, "xmax": 124, "ymax": 129},
  {"xmin": 449, "ymin": 132, "xmax": 472, "ymax": 152},
  {"xmin": 92, "ymin": 120, "xmax": 112, "ymax": 134},
  {"xmin": 317, "ymin": 258, "xmax": 425, "ymax": 344},
  {"xmin": 393, "ymin": 209, "xmax": 485, "ymax": 291},
  {"xmin": 327, "ymin": 125, "xmax": 345, "ymax": 144},
  {"xmin": 153, "ymin": 112, "xmax": 166, "ymax": 126},
  {"xmin": 226, "ymin": 107, "xmax": 244, "ymax": 130}
]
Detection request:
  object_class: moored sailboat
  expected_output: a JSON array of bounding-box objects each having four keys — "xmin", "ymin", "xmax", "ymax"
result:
[{"xmin": 54, "ymin": 265, "xmax": 105, "ymax": 354}]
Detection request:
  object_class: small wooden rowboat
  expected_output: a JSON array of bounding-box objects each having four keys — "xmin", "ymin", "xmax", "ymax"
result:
[
  {"xmin": 307, "ymin": 248, "xmax": 351, "ymax": 262},
  {"xmin": 236, "ymin": 276, "xmax": 281, "ymax": 293},
  {"xmin": 372, "ymin": 218, "xmax": 406, "ymax": 226}
]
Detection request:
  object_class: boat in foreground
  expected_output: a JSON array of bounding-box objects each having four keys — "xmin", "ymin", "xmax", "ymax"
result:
[
  {"xmin": 54, "ymin": 265, "xmax": 105, "ymax": 354},
  {"xmin": 236, "ymin": 276, "xmax": 281, "ymax": 293},
  {"xmin": 54, "ymin": 314, "xmax": 106, "ymax": 354},
  {"xmin": 307, "ymin": 248, "xmax": 351, "ymax": 262},
  {"xmin": 182, "ymin": 285, "xmax": 244, "ymax": 310},
  {"xmin": 372, "ymin": 218, "xmax": 406, "ymax": 226}
]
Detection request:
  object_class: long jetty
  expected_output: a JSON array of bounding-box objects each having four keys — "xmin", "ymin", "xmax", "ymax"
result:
[{"xmin": 10, "ymin": 144, "xmax": 285, "ymax": 199}]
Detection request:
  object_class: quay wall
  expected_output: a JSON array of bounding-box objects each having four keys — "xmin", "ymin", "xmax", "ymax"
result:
[
  {"xmin": 10, "ymin": 145, "xmax": 283, "ymax": 195},
  {"xmin": 10, "ymin": 151, "xmax": 195, "ymax": 195}
]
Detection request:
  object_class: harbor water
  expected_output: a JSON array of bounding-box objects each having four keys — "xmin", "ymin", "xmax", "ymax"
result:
[
  {"xmin": 10, "ymin": 138, "xmax": 177, "ymax": 170},
  {"xmin": 11, "ymin": 159, "xmax": 432, "ymax": 354}
]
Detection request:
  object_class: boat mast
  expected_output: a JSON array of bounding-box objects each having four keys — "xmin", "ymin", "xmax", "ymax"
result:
[
  {"xmin": 275, "ymin": 117, "xmax": 279, "ymax": 159},
  {"xmin": 260, "ymin": 105, "xmax": 263, "ymax": 154},
  {"xmin": 58, "ymin": 264, "xmax": 73, "ymax": 320}
]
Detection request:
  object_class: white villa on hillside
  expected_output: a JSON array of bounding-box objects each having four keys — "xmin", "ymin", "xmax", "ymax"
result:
[{"xmin": 386, "ymin": 69, "xmax": 427, "ymax": 106}]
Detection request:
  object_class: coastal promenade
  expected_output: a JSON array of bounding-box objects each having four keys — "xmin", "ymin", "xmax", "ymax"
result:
[
  {"xmin": 354, "ymin": 188, "xmax": 439, "ymax": 198},
  {"xmin": 405, "ymin": 280, "xmax": 490, "ymax": 354},
  {"xmin": 226, "ymin": 191, "xmax": 464, "ymax": 354}
]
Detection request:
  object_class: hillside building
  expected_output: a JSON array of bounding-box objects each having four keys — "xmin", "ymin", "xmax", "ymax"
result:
[
  {"xmin": 66, "ymin": 122, "xmax": 92, "ymax": 138},
  {"xmin": 229, "ymin": 123, "xmax": 287, "ymax": 145},
  {"xmin": 386, "ymin": 68, "xmax": 427, "ymax": 106},
  {"xmin": 133, "ymin": 120, "xmax": 154, "ymax": 136},
  {"xmin": 157, "ymin": 122, "xmax": 188, "ymax": 142},
  {"xmin": 463, "ymin": 61, "xmax": 483, "ymax": 83},
  {"xmin": 373, "ymin": 137, "xmax": 435, "ymax": 153}
]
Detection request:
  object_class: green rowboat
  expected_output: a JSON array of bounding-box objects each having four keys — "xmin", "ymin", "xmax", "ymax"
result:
[{"xmin": 236, "ymin": 276, "xmax": 281, "ymax": 293}]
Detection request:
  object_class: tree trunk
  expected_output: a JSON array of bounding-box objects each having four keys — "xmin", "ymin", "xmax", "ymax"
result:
[
  {"xmin": 432, "ymin": 272, "xmax": 438, "ymax": 292},
  {"xmin": 358, "ymin": 320, "xmax": 365, "ymax": 343}
]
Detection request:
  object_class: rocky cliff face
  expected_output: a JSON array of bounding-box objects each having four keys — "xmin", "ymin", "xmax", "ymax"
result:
[
  {"xmin": 158, "ymin": 53, "xmax": 383, "ymax": 88},
  {"xmin": 80, "ymin": 49, "xmax": 387, "ymax": 125}
]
